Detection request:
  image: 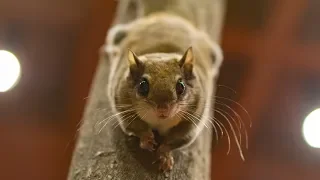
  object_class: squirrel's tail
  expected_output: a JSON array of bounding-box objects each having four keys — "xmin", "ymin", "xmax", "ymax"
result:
[
  {"xmin": 113, "ymin": 0, "xmax": 194, "ymax": 24},
  {"xmin": 113, "ymin": 0, "xmax": 224, "ymax": 42}
]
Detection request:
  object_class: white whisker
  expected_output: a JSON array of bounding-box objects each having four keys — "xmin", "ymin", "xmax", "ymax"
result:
[
  {"xmin": 112, "ymin": 113, "xmax": 136, "ymax": 130},
  {"xmin": 214, "ymin": 96, "xmax": 252, "ymax": 128},
  {"xmin": 215, "ymin": 106, "xmax": 242, "ymax": 147},
  {"xmin": 215, "ymin": 109, "xmax": 245, "ymax": 161},
  {"xmin": 179, "ymin": 110, "xmax": 201, "ymax": 132},
  {"xmin": 216, "ymin": 101, "xmax": 249, "ymax": 149}
]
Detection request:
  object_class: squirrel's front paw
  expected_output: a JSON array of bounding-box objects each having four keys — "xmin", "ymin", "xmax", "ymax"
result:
[
  {"xmin": 139, "ymin": 132, "xmax": 157, "ymax": 152},
  {"xmin": 156, "ymin": 144, "xmax": 174, "ymax": 172},
  {"xmin": 158, "ymin": 153, "xmax": 174, "ymax": 172}
]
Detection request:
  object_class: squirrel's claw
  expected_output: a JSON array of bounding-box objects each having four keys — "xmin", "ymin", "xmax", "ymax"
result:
[
  {"xmin": 158, "ymin": 154, "xmax": 174, "ymax": 172},
  {"xmin": 139, "ymin": 133, "xmax": 157, "ymax": 152}
]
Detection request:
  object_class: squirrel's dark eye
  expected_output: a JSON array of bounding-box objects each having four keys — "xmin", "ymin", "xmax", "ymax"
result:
[
  {"xmin": 137, "ymin": 78, "xmax": 149, "ymax": 97},
  {"xmin": 176, "ymin": 80, "xmax": 186, "ymax": 96}
]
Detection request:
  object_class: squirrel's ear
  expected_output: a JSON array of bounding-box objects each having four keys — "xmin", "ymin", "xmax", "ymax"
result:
[
  {"xmin": 179, "ymin": 47, "xmax": 194, "ymax": 67},
  {"xmin": 127, "ymin": 49, "xmax": 144, "ymax": 77},
  {"xmin": 128, "ymin": 49, "xmax": 142, "ymax": 67},
  {"xmin": 179, "ymin": 47, "xmax": 195, "ymax": 79}
]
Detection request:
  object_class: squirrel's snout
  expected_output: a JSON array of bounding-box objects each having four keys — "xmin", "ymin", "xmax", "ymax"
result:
[{"xmin": 156, "ymin": 104, "xmax": 171, "ymax": 119}]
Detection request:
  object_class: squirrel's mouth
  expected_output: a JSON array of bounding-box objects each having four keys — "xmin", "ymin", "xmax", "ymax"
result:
[
  {"xmin": 156, "ymin": 109, "xmax": 170, "ymax": 119},
  {"xmin": 155, "ymin": 104, "xmax": 177, "ymax": 119},
  {"xmin": 157, "ymin": 114, "xmax": 169, "ymax": 119}
]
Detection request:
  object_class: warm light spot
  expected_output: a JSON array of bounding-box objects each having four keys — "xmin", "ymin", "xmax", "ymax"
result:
[
  {"xmin": 0, "ymin": 50, "xmax": 21, "ymax": 92},
  {"xmin": 303, "ymin": 108, "xmax": 320, "ymax": 148}
]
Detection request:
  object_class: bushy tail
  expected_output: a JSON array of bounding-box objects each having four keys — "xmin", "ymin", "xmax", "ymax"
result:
[{"xmin": 113, "ymin": 0, "xmax": 225, "ymax": 42}]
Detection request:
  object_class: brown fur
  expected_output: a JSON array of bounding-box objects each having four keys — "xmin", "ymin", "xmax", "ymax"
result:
[{"xmin": 106, "ymin": 12, "xmax": 223, "ymax": 171}]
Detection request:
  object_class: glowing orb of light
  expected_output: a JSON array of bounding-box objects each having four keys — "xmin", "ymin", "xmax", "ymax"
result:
[
  {"xmin": 303, "ymin": 108, "xmax": 320, "ymax": 148},
  {"xmin": 0, "ymin": 50, "xmax": 21, "ymax": 92}
]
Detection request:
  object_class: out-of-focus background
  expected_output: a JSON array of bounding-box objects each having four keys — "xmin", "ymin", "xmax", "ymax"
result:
[{"xmin": 0, "ymin": 0, "xmax": 319, "ymax": 180}]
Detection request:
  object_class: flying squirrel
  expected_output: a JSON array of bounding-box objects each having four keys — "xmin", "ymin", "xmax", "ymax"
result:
[{"xmin": 104, "ymin": 12, "xmax": 223, "ymax": 172}]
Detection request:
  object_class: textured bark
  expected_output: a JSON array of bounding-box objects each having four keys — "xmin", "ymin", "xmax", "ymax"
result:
[{"xmin": 68, "ymin": 0, "xmax": 226, "ymax": 179}]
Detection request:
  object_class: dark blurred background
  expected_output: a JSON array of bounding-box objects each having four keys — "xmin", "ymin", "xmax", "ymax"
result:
[{"xmin": 0, "ymin": 0, "xmax": 319, "ymax": 180}]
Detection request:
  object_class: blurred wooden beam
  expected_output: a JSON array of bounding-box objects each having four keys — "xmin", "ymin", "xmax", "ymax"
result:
[
  {"xmin": 65, "ymin": 0, "xmax": 116, "ymax": 129},
  {"xmin": 244, "ymin": 157, "xmax": 320, "ymax": 179},
  {"xmin": 222, "ymin": 0, "xmax": 320, "ymax": 74},
  {"xmin": 240, "ymin": 0, "xmax": 307, "ymax": 125},
  {"xmin": 212, "ymin": 0, "xmax": 309, "ymax": 179},
  {"xmin": 236, "ymin": 0, "xmax": 308, "ymax": 176},
  {"xmin": 284, "ymin": 44, "xmax": 320, "ymax": 74},
  {"xmin": 0, "ymin": 0, "xmax": 90, "ymax": 25},
  {"xmin": 221, "ymin": 26, "xmax": 259, "ymax": 57},
  {"xmin": 224, "ymin": 0, "xmax": 308, "ymax": 122},
  {"xmin": 63, "ymin": 0, "xmax": 116, "ymax": 176}
]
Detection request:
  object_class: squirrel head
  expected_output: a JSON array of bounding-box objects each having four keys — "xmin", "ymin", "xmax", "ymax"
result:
[{"xmin": 120, "ymin": 47, "xmax": 199, "ymax": 122}]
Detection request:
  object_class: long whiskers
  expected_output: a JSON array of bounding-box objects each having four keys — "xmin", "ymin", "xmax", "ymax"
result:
[
  {"xmin": 179, "ymin": 110, "xmax": 202, "ymax": 132},
  {"xmin": 114, "ymin": 107, "xmax": 149, "ymax": 130},
  {"xmin": 214, "ymin": 96, "xmax": 252, "ymax": 128},
  {"xmin": 95, "ymin": 108, "xmax": 136, "ymax": 127},
  {"xmin": 214, "ymin": 109, "xmax": 245, "ymax": 161},
  {"xmin": 207, "ymin": 115, "xmax": 231, "ymax": 154},
  {"xmin": 215, "ymin": 101, "xmax": 249, "ymax": 149},
  {"xmin": 111, "ymin": 113, "xmax": 136, "ymax": 131},
  {"xmin": 187, "ymin": 95, "xmax": 252, "ymax": 128},
  {"xmin": 189, "ymin": 110, "xmax": 231, "ymax": 154},
  {"xmin": 179, "ymin": 96, "xmax": 249, "ymax": 160},
  {"xmin": 215, "ymin": 106, "xmax": 242, "ymax": 147},
  {"xmin": 95, "ymin": 107, "xmax": 144, "ymax": 134},
  {"xmin": 217, "ymin": 84, "xmax": 237, "ymax": 94}
]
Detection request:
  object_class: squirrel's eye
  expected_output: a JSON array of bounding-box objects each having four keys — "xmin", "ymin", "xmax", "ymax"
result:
[
  {"xmin": 176, "ymin": 80, "xmax": 186, "ymax": 96},
  {"xmin": 137, "ymin": 78, "xmax": 149, "ymax": 97}
]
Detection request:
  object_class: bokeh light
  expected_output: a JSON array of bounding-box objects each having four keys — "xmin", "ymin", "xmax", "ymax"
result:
[
  {"xmin": 303, "ymin": 108, "xmax": 320, "ymax": 148},
  {"xmin": 0, "ymin": 50, "xmax": 21, "ymax": 92}
]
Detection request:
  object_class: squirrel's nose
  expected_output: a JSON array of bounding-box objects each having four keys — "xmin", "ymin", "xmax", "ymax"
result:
[
  {"xmin": 157, "ymin": 103, "xmax": 169, "ymax": 109},
  {"xmin": 156, "ymin": 104, "xmax": 170, "ymax": 119}
]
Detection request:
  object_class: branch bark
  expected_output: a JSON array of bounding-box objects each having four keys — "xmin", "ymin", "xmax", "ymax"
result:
[{"xmin": 68, "ymin": 0, "xmax": 226, "ymax": 179}]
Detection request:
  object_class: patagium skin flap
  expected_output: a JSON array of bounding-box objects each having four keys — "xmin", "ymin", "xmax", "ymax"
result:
[{"xmin": 105, "ymin": 13, "xmax": 223, "ymax": 172}]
